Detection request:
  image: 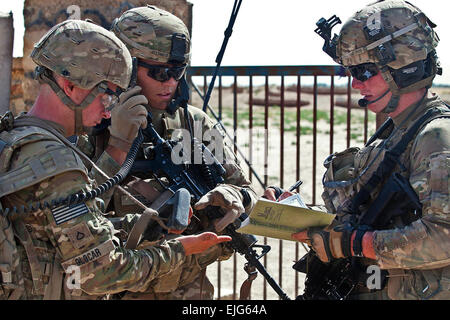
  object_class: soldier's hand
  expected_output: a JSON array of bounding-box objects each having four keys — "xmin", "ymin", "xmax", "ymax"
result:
[
  {"xmin": 292, "ymin": 226, "xmax": 376, "ymax": 263},
  {"xmin": 178, "ymin": 232, "xmax": 232, "ymax": 255},
  {"xmin": 194, "ymin": 184, "xmax": 245, "ymax": 232},
  {"xmin": 108, "ymin": 86, "xmax": 148, "ymax": 152},
  {"xmin": 263, "ymin": 188, "xmax": 294, "ymax": 202},
  {"xmin": 263, "ymin": 188, "xmax": 278, "ymax": 201},
  {"xmin": 292, "ymin": 227, "xmax": 351, "ymax": 263}
]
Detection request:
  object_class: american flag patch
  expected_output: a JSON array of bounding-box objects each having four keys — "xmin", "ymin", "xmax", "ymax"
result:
[{"xmin": 51, "ymin": 202, "xmax": 89, "ymax": 225}]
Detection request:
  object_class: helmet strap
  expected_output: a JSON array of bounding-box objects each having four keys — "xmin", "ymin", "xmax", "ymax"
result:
[
  {"xmin": 378, "ymin": 66, "xmax": 436, "ymax": 114},
  {"xmin": 34, "ymin": 66, "xmax": 107, "ymax": 135},
  {"xmin": 166, "ymin": 76, "xmax": 190, "ymax": 115},
  {"xmin": 376, "ymin": 67, "xmax": 398, "ymax": 113}
]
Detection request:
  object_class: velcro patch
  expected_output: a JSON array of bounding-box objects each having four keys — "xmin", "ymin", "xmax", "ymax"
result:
[
  {"xmin": 65, "ymin": 222, "xmax": 94, "ymax": 249},
  {"xmin": 61, "ymin": 240, "xmax": 115, "ymax": 271},
  {"xmin": 51, "ymin": 202, "xmax": 89, "ymax": 225}
]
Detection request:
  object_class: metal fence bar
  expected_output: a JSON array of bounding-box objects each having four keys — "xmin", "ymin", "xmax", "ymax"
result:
[
  {"xmin": 263, "ymin": 74, "xmax": 269, "ymax": 300},
  {"xmin": 249, "ymin": 75, "xmax": 254, "ymax": 184},
  {"xmin": 233, "ymin": 75, "xmax": 238, "ymax": 153},
  {"xmin": 330, "ymin": 74, "xmax": 335, "ymax": 155},
  {"xmin": 294, "ymin": 75, "xmax": 302, "ymax": 298},
  {"xmin": 188, "ymin": 65, "xmax": 344, "ymax": 77},
  {"xmin": 232, "ymin": 75, "xmax": 238, "ymax": 300},
  {"xmin": 312, "ymin": 75, "xmax": 318, "ymax": 205},
  {"xmin": 217, "ymin": 74, "xmax": 223, "ymax": 300},
  {"xmin": 296, "ymin": 75, "xmax": 302, "ymax": 191},
  {"xmin": 279, "ymin": 75, "xmax": 285, "ymax": 298}
]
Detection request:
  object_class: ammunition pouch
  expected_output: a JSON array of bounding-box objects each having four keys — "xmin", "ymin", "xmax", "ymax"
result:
[
  {"xmin": 321, "ymin": 147, "xmax": 360, "ymax": 216},
  {"xmin": 387, "ymin": 266, "xmax": 450, "ymax": 300}
]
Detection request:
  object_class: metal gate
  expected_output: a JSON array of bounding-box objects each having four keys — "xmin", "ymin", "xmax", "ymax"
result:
[{"xmin": 186, "ymin": 65, "xmax": 375, "ymax": 300}]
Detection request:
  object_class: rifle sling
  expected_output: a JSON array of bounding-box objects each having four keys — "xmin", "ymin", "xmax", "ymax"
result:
[
  {"xmin": 125, "ymin": 190, "xmax": 174, "ymax": 249},
  {"xmin": 239, "ymin": 264, "xmax": 257, "ymax": 300}
]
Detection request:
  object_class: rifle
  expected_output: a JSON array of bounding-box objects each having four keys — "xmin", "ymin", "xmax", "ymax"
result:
[
  {"xmin": 130, "ymin": 114, "xmax": 290, "ymax": 300},
  {"xmin": 129, "ymin": 0, "xmax": 290, "ymax": 299}
]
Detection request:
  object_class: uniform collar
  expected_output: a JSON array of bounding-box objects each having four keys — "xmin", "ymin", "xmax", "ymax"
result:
[
  {"xmin": 17, "ymin": 112, "xmax": 67, "ymax": 136},
  {"xmin": 391, "ymin": 91, "xmax": 442, "ymax": 130}
]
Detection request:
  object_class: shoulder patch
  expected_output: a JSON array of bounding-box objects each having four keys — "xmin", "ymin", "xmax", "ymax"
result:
[
  {"xmin": 64, "ymin": 222, "xmax": 95, "ymax": 249},
  {"xmin": 51, "ymin": 202, "xmax": 90, "ymax": 225}
]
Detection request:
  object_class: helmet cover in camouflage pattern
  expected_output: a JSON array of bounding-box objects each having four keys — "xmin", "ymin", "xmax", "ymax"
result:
[
  {"xmin": 31, "ymin": 19, "xmax": 133, "ymax": 90},
  {"xmin": 111, "ymin": 5, "xmax": 191, "ymax": 65},
  {"xmin": 335, "ymin": 0, "xmax": 439, "ymax": 69}
]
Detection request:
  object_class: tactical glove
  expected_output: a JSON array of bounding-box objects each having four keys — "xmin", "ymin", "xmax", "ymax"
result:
[
  {"xmin": 292, "ymin": 224, "xmax": 353, "ymax": 263},
  {"xmin": 292, "ymin": 224, "xmax": 376, "ymax": 263},
  {"xmin": 194, "ymin": 184, "xmax": 245, "ymax": 232},
  {"xmin": 108, "ymin": 86, "xmax": 148, "ymax": 152}
]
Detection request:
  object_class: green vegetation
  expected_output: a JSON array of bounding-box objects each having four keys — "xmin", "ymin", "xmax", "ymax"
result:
[{"xmin": 219, "ymin": 103, "xmax": 376, "ymax": 142}]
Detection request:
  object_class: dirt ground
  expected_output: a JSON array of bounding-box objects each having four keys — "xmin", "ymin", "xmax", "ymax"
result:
[{"xmin": 188, "ymin": 84, "xmax": 450, "ymax": 300}]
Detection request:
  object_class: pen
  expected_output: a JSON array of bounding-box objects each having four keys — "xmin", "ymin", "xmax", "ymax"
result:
[{"xmin": 288, "ymin": 179, "xmax": 303, "ymax": 192}]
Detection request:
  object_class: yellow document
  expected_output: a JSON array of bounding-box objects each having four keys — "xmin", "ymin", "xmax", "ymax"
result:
[{"xmin": 236, "ymin": 195, "xmax": 336, "ymax": 242}]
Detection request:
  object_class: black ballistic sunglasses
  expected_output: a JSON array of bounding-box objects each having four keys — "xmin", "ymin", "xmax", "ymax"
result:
[
  {"xmin": 348, "ymin": 63, "xmax": 379, "ymax": 82},
  {"xmin": 137, "ymin": 60, "xmax": 187, "ymax": 82}
]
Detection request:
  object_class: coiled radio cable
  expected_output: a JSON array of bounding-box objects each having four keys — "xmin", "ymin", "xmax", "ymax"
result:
[{"xmin": 0, "ymin": 129, "xmax": 144, "ymax": 218}]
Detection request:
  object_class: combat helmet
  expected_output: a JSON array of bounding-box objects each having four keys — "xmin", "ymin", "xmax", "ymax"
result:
[
  {"xmin": 111, "ymin": 5, "xmax": 191, "ymax": 65},
  {"xmin": 320, "ymin": 0, "xmax": 441, "ymax": 113},
  {"xmin": 31, "ymin": 19, "xmax": 133, "ymax": 134}
]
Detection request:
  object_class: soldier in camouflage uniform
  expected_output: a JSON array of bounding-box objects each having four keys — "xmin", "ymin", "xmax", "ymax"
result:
[
  {"xmin": 0, "ymin": 19, "xmax": 230, "ymax": 300},
  {"xmin": 269, "ymin": 0, "xmax": 449, "ymax": 299},
  {"xmin": 74, "ymin": 6, "xmax": 258, "ymax": 300}
]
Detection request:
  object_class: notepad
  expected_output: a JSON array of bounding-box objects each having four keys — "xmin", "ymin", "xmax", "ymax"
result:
[{"xmin": 237, "ymin": 194, "xmax": 335, "ymax": 241}]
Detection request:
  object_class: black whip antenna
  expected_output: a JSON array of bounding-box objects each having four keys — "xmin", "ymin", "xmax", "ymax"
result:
[{"xmin": 202, "ymin": 0, "xmax": 243, "ymax": 112}]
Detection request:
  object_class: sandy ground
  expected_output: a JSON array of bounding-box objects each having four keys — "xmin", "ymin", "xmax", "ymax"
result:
[{"xmin": 188, "ymin": 85, "xmax": 450, "ymax": 300}]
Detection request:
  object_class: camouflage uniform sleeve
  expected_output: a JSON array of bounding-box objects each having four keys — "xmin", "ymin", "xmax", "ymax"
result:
[
  {"xmin": 7, "ymin": 138, "xmax": 186, "ymax": 295},
  {"xmin": 24, "ymin": 171, "xmax": 185, "ymax": 294},
  {"xmin": 195, "ymin": 108, "xmax": 258, "ymax": 211},
  {"xmin": 373, "ymin": 118, "xmax": 450, "ymax": 270}
]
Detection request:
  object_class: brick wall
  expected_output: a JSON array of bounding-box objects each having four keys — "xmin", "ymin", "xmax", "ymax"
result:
[{"xmin": 10, "ymin": 57, "xmax": 25, "ymax": 115}]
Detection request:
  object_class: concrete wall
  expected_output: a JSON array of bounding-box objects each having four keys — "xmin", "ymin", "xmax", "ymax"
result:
[
  {"xmin": 15, "ymin": 0, "xmax": 192, "ymax": 114},
  {"xmin": 0, "ymin": 12, "xmax": 14, "ymax": 115}
]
